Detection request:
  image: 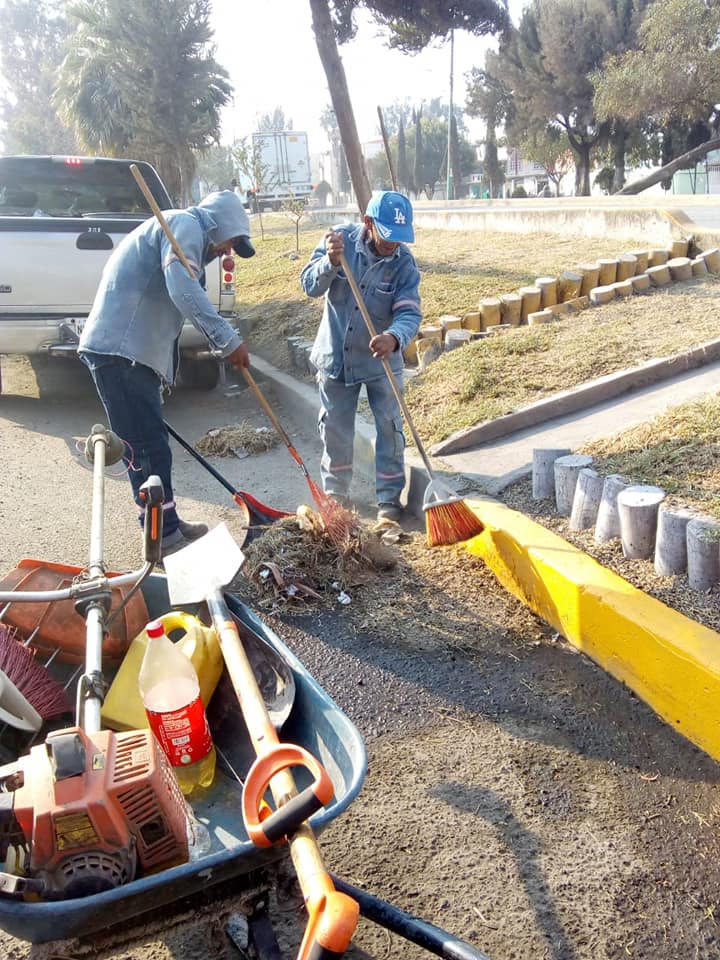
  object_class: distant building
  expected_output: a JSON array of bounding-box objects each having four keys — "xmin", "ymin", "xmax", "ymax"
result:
[
  {"xmin": 362, "ymin": 139, "xmax": 385, "ymax": 160},
  {"xmin": 672, "ymin": 149, "xmax": 720, "ymax": 194},
  {"xmin": 505, "ymin": 148, "xmax": 548, "ymax": 197}
]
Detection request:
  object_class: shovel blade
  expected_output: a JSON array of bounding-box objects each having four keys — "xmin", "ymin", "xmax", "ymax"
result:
[{"xmin": 163, "ymin": 523, "xmax": 245, "ymax": 606}]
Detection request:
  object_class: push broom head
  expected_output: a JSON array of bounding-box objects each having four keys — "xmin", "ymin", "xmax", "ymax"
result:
[
  {"xmin": 0, "ymin": 624, "xmax": 72, "ymax": 723},
  {"xmin": 423, "ymin": 479, "xmax": 484, "ymax": 548}
]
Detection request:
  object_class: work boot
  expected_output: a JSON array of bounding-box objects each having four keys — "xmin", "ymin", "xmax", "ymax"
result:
[
  {"xmin": 160, "ymin": 528, "xmax": 195, "ymax": 560},
  {"xmin": 177, "ymin": 519, "xmax": 209, "ymax": 541},
  {"xmin": 377, "ymin": 501, "xmax": 403, "ymax": 522}
]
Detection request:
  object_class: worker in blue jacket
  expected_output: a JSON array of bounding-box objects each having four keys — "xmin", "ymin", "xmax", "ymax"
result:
[
  {"xmin": 301, "ymin": 191, "xmax": 421, "ymax": 522},
  {"xmin": 79, "ymin": 190, "xmax": 254, "ymax": 558}
]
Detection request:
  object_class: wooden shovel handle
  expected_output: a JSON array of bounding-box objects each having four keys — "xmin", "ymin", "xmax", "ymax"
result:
[{"xmin": 205, "ymin": 591, "xmax": 358, "ymax": 958}]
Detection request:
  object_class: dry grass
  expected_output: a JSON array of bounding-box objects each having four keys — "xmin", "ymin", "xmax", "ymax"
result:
[
  {"xmin": 405, "ymin": 279, "xmax": 720, "ymax": 443},
  {"xmin": 196, "ymin": 423, "xmax": 278, "ymax": 457},
  {"xmin": 581, "ymin": 393, "xmax": 720, "ymax": 519},
  {"xmin": 239, "ymin": 216, "xmax": 720, "ymax": 446}
]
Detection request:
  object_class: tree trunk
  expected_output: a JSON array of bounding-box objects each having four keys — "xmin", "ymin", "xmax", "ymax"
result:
[
  {"xmin": 612, "ymin": 126, "xmax": 626, "ymax": 193},
  {"xmin": 566, "ymin": 123, "xmax": 597, "ymax": 197},
  {"xmin": 308, "ymin": 0, "xmax": 372, "ymax": 215},
  {"xmin": 618, "ymin": 136, "xmax": 720, "ymax": 195}
]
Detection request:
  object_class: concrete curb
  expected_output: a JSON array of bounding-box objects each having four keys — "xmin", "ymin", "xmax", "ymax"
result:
[
  {"xmin": 432, "ymin": 337, "xmax": 720, "ymax": 456},
  {"xmin": 464, "ymin": 496, "xmax": 720, "ymax": 763}
]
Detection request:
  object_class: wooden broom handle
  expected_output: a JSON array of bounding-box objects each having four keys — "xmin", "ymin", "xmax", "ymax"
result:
[
  {"xmin": 129, "ymin": 166, "xmax": 296, "ymax": 452},
  {"xmin": 338, "ymin": 252, "xmax": 436, "ymax": 479},
  {"xmin": 130, "ymin": 165, "xmax": 197, "ymax": 277}
]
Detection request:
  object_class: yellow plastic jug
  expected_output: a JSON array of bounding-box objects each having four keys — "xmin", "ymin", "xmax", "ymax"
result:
[{"xmin": 101, "ymin": 611, "xmax": 223, "ymax": 732}]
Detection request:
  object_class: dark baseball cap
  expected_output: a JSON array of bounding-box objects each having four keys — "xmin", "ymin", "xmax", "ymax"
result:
[{"xmin": 233, "ymin": 236, "xmax": 255, "ymax": 258}]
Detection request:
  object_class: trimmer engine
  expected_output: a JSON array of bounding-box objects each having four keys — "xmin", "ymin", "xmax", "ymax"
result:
[{"xmin": 0, "ymin": 726, "xmax": 189, "ymax": 899}]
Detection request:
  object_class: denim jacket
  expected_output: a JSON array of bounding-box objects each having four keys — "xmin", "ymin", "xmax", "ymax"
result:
[
  {"xmin": 301, "ymin": 223, "xmax": 421, "ymax": 384},
  {"xmin": 79, "ymin": 192, "xmax": 248, "ymax": 385}
]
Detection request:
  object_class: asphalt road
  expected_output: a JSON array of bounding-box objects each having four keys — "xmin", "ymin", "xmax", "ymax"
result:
[{"xmin": 3, "ymin": 354, "xmax": 720, "ymax": 960}]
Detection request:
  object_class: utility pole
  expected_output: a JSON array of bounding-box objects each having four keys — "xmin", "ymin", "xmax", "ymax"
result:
[{"xmin": 446, "ymin": 29, "xmax": 455, "ymax": 202}]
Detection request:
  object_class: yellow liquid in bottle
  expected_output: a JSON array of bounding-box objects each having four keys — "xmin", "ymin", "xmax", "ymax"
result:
[
  {"xmin": 143, "ymin": 676, "xmax": 216, "ymax": 796},
  {"xmin": 173, "ymin": 746, "xmax": 217, "ymax": 796}
]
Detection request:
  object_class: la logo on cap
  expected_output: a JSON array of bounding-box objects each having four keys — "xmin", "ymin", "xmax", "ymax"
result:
[{"xmin": 394, "ymin": 208, "xmax": 406, "ymax": 225}]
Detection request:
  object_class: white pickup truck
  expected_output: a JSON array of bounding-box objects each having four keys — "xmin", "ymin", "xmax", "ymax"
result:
[{"xmin": 0, "ymin": 155, "xmax": 240, "ymax": 393}]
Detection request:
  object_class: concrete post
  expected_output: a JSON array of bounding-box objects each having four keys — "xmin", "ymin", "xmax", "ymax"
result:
[
  {"xmin": 595, "ymin": 474, "xmax": 631, "ymax": 542},
  {"xmin": 554, "ymin": 454, "xmax": 594, "ymax": 516},
  {"xmin": 532, "ymin": 448, "xmax": 571, "ymax": 500},
  {"xmin": 617, "ymin": 484, "xmax": 666, "ymax": 559},
  {"xmin": 654, "ymin": 504, "xmax": 696, "ymax": 576},
  {"xmin": 569, "ymin": 468, "xmax": 604, "ymax": 531},
  {"xmin": 686, "ymin": 517, "xmax": 720, "ymax": 590}
]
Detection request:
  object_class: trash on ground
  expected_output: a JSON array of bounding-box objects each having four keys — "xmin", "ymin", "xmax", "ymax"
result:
[{"xmin": 196, "ymin": 423, "xmax": 279, "ymax": 457}]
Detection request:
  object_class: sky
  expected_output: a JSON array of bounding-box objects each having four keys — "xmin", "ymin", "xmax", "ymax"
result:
[{"xmin": 209, "ymin": 0, "xmax": 526, "ymax": 155}]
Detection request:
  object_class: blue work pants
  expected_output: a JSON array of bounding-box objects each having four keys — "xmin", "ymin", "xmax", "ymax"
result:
[
  {"xmin": 80, "ymin": 352, "xmax": 179, "ymax": 535},
  {"xmin": 317, "ymin": 371, "xmax": 406, "ymax": 505}
]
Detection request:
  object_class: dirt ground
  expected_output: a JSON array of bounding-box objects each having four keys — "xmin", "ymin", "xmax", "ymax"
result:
[{"xmin": 2, "ymin": 355, "xmax": 720, "ymax": 960}]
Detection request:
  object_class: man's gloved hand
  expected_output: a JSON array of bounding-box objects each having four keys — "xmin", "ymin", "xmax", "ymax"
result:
[
  {"xmin": 369, "ymin": 333, "xmax": 399, "ymax": 359},
  {"xmin": 226, "ymin": 343, "xmax": 250, "ymax": 370}
]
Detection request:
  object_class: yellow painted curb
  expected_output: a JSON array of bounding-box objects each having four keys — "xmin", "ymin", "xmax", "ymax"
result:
[{"xmin": 464, "ymin": 498, "xmax": 720, "ymax": 761}]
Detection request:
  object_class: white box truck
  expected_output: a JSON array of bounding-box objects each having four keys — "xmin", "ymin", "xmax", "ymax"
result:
[{"xmin": 251, "ymin": 131, "xmax": 313, "ymax": 210}]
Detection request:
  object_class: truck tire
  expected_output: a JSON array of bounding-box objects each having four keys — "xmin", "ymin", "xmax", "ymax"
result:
[{"xmin": 178, "ymin": 355, "xmax": 220, "ymax": 391}]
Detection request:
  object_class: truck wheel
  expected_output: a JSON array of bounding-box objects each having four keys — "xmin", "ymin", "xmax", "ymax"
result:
[{"xmin": 178, "ymin": 356, "xmax": 220, "ymax": 391}]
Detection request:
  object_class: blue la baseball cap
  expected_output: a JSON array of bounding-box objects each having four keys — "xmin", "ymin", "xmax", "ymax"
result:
[{"xmin": 365, "ymin": 191, "xmax": 414, "ymax": 243}]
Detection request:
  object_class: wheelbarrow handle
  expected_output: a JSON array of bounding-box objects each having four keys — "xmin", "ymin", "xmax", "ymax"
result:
[{"xmin": 330, "ymin": 874, "xmax": 493, "ymax": 960}]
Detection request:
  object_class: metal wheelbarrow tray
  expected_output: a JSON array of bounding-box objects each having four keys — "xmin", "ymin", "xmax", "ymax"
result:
[{"xmin": 0, "ymin": 571, "xmax": 367, "ymax": 945}]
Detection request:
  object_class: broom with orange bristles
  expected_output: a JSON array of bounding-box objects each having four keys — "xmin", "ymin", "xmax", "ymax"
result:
[{"xmin": 339, "ymin": 253, "xmax": 484, "ymax": 548}]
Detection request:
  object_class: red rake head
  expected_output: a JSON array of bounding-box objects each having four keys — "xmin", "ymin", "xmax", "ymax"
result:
[
  {"xmin": 425, "ymin": 499, "xmax": 484, "ymax": 548},
  {"xmin": 305, "ymin": 478, "xmax": 358, "ymax": 553}
]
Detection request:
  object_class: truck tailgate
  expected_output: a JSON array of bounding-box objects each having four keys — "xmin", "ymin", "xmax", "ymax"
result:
[{"xmin": 0, "ymin": 218, "xmax": 139, "ymax": 314}]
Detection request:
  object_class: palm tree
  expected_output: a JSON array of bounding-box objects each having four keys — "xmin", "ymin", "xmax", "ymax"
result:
[{"xmin": 56, "ymin": 0, "xmax": 231, "ymax": 203}]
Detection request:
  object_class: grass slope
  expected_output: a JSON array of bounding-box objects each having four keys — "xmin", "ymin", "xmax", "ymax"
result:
[{"xmin": 238, "ymin": 215, "xmax": 720, "ymax": 518}]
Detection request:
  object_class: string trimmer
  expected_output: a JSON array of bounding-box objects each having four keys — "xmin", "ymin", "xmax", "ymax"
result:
[{"xmin": 0, "ymin": 426, "xmax": 191, "ymax": 900}]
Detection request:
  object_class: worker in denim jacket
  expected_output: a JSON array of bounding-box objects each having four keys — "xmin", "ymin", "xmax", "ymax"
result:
[
  {"xmin": 79, "ymin": 190, "xmax": 254, "ymax": 558},
  {"xmin": 301, "ymin": 191, "xmax": 421, "ymax": 522}
]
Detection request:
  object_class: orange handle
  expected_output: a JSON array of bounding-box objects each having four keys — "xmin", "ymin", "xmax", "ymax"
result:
[
  {"xmin": 300, "ymin": 884, "xmax": 359, "ymax": 960},
  {"xmin": 242, "ymin": 743, "xmax": 334, "ymax": 847}
]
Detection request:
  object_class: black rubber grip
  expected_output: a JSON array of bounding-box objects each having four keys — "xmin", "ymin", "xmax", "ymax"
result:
[{"xmin": 260, "ymin": 786, "xmax": 325, "ymax": 844}]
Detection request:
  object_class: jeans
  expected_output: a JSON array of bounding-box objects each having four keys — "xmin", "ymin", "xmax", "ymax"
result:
[
  {"xmin": 80, "ymin": 352, "xmax": 179, "ymax": 536},
  {"xmin": 317, "ymin": 371, "xmax": 406, "ymax": 505}
]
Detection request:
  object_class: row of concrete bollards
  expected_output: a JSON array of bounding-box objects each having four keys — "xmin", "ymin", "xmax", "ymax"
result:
[{"xmin": 532, "ymin": 449, "xmax": 720, "ymax": 591}]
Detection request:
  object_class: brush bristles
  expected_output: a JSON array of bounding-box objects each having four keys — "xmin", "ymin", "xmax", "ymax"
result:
[
  {"xmin": 425, "ymin": 499, "xmax": 484, "ymax": 547},
  {"xmin": 0, "ymin": 625, "xmax": 71, "ymax": 719}
]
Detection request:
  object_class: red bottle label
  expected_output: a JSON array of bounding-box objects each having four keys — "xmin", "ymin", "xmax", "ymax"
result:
[{"xmin": 145, "ymin": 695, "xmax": 213, "ymax": 768}]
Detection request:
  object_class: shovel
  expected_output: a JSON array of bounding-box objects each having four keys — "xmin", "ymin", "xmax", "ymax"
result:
[{"xmin": 163, "ymin": 523, "xmax": 359, "ymax": 959}]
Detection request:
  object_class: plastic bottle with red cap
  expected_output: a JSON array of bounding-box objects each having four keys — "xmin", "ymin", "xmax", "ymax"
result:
[{"xmin": 139, "ymin": 618, "xmax": 216, "ymax": 796}]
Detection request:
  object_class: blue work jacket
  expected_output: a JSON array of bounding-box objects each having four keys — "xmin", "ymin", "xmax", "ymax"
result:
[
  {"xmin": 301, "ymin": 223, "xmax": 422, "ymax": 384},
  {"xmin": 79, "ymin": 192, "xmax": 248, "ymax": 385}
]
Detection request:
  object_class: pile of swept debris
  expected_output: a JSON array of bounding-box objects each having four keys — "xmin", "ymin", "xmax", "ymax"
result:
[
  {"xmin": 197, "ymin": 423, "xmax": 278, "ymax": 458},
  {"xmin": 235, "ymin": 505, "xmax": 402, "ymax": 609}
]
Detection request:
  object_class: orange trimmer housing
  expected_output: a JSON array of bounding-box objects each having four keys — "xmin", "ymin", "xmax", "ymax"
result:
[{"xmin": 4, "ymin": 726, "xmax": 189, "ymax": 897}]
